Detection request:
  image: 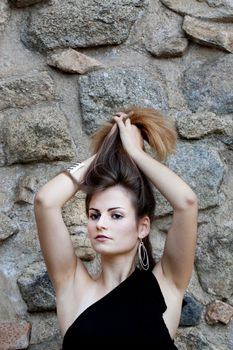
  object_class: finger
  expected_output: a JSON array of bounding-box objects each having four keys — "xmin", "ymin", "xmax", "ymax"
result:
[
  {"xmin": 114, "ymin": 112, "xmax": 128, "ymax": 118},
  {"xmin": 125, "ymin": 118, "xmax": 131, "ymax": 127},
  {"xmin": 114, "ymin": 112, "xmax": 129, "ymax": 124},
  {"xmin": 113, "ymin": 115, "xmax": 124, "ymax": 125}
]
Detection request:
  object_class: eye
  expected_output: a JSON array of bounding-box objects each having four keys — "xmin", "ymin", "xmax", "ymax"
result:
[
  {"xmin": 112, "ymin": 213, "xmax": 123, "ymax": 219},
  {"xmin": 89, "ymin": 213, "xmax": 100, "ymax": 220}
]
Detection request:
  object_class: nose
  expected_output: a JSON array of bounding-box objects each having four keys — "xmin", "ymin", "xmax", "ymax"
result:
[{"xmin": 96, "ymin": 213, "xmax": 108, "ymax": 230}]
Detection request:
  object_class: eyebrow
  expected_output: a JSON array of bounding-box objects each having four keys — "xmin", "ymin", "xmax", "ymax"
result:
[{"xmin": 89, "ymin": 207, "xmax": 124, "ymax": 212}]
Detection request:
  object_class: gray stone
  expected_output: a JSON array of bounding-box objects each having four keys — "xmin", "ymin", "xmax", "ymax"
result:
[
  {"xmin": 176, "ymin": 112, "xmax": 233, "ymax": 139},
  {"xmin": 28, "ymin": 338, "xmax": 61, "ymax": 350},
  {"xmin": 156, "ymin": 142, "xmax": 224, "ymax": 216},
  {"xmin": 17, "ymin": 261, "xmax": 56, "ymax": 312},
  {"xmin": 181, "ymin": 55, "xmax": 233, "ymax": 114},
  {"xmin": 15, "ymin": 175, "xmax": 38, "ymax": 204},
  {"xmin": 79, "ymin": 67, "xmax": 168, "ymax": 134},
  {"xmin": 183, "ymin": 16, "xmax": 233, "ymax": 53},
  {"xmin": 160, "ymin": 0, "xmax": 233, "ymax": 20},
  {"xmin": 0, "ymin": 0, "xmax": 10, "ymax": 34},
  {"xmin": 0, "ymin": 212, "xmax": 19, "ymax": 242},
  {"xmin": 220, "ymin": 136, "xmax": 233, "ymax": 149},
  {"xmin": 21, "ymin": 0, "xmax": 148, "ymax": 52},
  {"xmin": 9, "ymin": 0, "xmax": 48, "ymax": 7},
  {"xmin": 175, "ymin": 328, "xmax": 219, "ymax": 350},
  {"xmin": 0, "ymin": 270, "xmax": 27, "ymax": 321},
  {"xmin": 69, "ymin": 226, "xmax": 96, "ymax": 261},
  {"xmin": 195, "ymin": 223, "xmax": 233, "ymax": 298},
  {"xmin": 2, "ymin": 106, "xmax": 76, "ymax": 164},
  {"xmin": 62, "ymin": 197, "xmax": 87, "ymax": 227},
  {"xmin": 0, "ymin": 71, "xmax": 57, "ymax": 111},
  {"xmin": 62, "ymin": 198, "xmax": 96, "ymax": 259},
  {"xmin": 180, "ymin": 294, "xmax": 203, "ymax": 326},
  {"xmin": 0, "ymin": 114, "xmax": 6, "ymax": 166},
  {"xmin": 28, "ymin": 312, "xmax": 62, "ymax": 349},
  {"xmin": 144, "ymin": 1, "xmax": 188, "ymax": 57},
  {"xmin": 47, "ymin": 48, "xmax": 103, "ymax": 74}
]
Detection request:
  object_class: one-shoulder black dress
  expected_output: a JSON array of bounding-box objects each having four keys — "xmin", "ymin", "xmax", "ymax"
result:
[{"xmin": 62, "ymin": 267, "xmax": 178, "ymax": 348}]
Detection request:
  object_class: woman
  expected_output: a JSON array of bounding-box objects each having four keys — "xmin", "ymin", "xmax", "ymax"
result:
[{"xmin": 34, "ymin": 106, "xmax": 198, "ymax": 348}]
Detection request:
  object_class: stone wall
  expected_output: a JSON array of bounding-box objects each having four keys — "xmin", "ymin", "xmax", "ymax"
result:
[{"xmin": 0, "ymin": 0, "xmax": 233, "ymax": 349}]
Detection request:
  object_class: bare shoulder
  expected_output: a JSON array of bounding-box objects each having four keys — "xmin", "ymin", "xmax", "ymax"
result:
[{"xmin": 153, "ymin": 261, "xmax": 184, "ymax": 339}]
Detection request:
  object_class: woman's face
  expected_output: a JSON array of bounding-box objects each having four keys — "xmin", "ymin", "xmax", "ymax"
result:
[{"xmin": 87, "ymin": 185, "xmax": 143, "ymax": 256}]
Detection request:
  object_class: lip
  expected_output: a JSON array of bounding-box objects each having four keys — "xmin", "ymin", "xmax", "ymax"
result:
[{"xmin": 95, "ymin": 235, "xmax": 112, "ymax": 241}]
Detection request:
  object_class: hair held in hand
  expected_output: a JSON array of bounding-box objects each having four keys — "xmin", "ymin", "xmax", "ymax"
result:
[{"xmin": 91, "ymin": 106, "xmax": 177, "ymax": 162}]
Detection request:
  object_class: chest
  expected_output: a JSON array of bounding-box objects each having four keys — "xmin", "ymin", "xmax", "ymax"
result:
[
  {"xmin": 62, "ymin": 285, "xmax": 177, "ymax": 348},
  {"xmin": 56, "ymin": 282, "xmax": 110, "ymax": 336}
]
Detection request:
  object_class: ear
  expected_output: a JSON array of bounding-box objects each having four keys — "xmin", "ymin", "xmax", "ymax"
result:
[{"xmin": 138, "ymin": 216, "xmax": 150, "ymax": 239}]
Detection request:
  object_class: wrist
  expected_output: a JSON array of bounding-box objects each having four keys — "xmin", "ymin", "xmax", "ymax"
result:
[
  {"xmin": 63, "ymin": 162, "xmax": 85, "ymax": 184},
  {"xmin": 129, "ymin": 148, "xmax": 146, "ymax": 162},
  {"xmin": 63, "ymin": 155, "xmax": 96, "ymax": 183}
]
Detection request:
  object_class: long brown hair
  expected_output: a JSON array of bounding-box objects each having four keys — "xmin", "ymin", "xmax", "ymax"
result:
[{"xmin": 80, "ymin": 106, "xmax": 177, "ymax": 270}]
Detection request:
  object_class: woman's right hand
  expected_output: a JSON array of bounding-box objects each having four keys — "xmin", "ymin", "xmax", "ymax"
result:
[{"xmin": 113, "ymin": 113, "xmax": 144, "ymax": 159}]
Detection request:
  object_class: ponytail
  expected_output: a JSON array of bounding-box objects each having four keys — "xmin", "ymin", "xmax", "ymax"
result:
[{"xmin": 90, "ymin": 106, "xmax": 177, "ymax": 161}]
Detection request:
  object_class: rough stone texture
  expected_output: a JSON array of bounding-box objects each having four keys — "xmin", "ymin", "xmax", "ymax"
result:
[
  {"xmin": 0, "ymin": 270, "xmax": 27, "ymax": 321},
  {"xmin": 179, "ymin": 294, "xmax": 203, "ymax": 326},
  {"xmin": 183, "ymin": 15, "xmax": 233, "ymax": 53},
  {"xmin": 0, "ymin": 212, "xmax": 19, "ymax": 242},
  {"xmin": 62, "ymin": 196, "xmax": 87, "ymax": 227},
  {"xmin": 144, "ymin": 1, "xmax": 188, "ymax": 57},
  {"xmin": 21, "ymin": 0, "xmax": 148, "ymax": 52},
  {"xmin": 15, "ymin": 175, "xmax": 38, "ymax": 204},
  {"xmin": 205, "ymin": 300, "xmax": 233, "ymax": 325},
  {"xmin": 175, "ymin": 328, "xmax": 219, "ymax": 350},
  {"xmin": 195, "ymin": 223, "xmax": 233, "ymax": 298},
  {"xmin": 28, "ymin": 312, "xmax": 62, "ymax": 348},
  {"xmin": 156, "ymin": 142, "xmax": 224, "ymax": 215},
  {"xmin": 0, "ymin": 0, "xmax": 10, "ymax": 34},
  {"xmin": 17, "ymin": 261, "xmax": 56, "ymax": 312},
  {"xmin": 79, "ymin": 67, "xmax": 168, "ymax": 134},
  {"xmin": 28, "ymin": 337, "xmax": 62, "ymax": 350},
  {"xmin": 9, "ymin": 0, "xmax": 49, "ymax": 8},
  {"xmin": 176, "ymin": 112, "xmax": 233, "ymax": 139},
  {"xmin": 2, "ymin": 106, "xmax": 76, "ymax": 164},
  {"xmin": 181, "ymin": 55, "xmax": 233, "ymax": 114},
  {"xmin": 0, "ymin": 71, "xmax": 57, "ymax": 111},
  {"xmin": 69, "ymin": 226, "xmax": 96, "ymax": 261},
  {"xmin": 61, "ymin": 197, "xmax": 96, "ymax": 260},
  {"xmin": 47, "ymin": 48, "xmax": 104, "ymax": 74},
  {"xmin": 160, "ymin": 0, "xmax": 233, "ymax": 20},
  {"xmin": 0, "ymin": 321, "xmax": 31, "ymax": 350}
]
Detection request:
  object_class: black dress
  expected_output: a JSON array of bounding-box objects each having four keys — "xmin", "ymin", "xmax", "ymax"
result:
[{"xmin": 62, "ymin": 267, "xmax": 178, "ymax": 348}]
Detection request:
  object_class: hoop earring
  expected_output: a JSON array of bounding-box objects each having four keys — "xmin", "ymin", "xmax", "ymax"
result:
[{"xmin": 138, "ymin": 239, "xmax": 149, "ymax": 271}]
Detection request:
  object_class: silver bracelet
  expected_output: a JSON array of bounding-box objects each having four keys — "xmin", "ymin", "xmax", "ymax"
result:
[
  {"xmin": 64, "ymin": 162, "xmax": 85, "ymax": 183},
  {"xmin": 66, "ymin": 162, "xmax": 85, "ymax": 175}
]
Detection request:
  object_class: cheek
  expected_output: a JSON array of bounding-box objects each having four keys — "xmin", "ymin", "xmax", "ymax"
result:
[{"xmin": 117, "ymin": 220, "xmax": 138, "ymax": 238}]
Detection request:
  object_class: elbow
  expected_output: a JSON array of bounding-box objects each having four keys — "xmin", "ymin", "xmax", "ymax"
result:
[
  {"xmin": 186, "ymin": 191, "xmax": 198, "ymax": 207},
  {"xmin": 176, "ymin": 191, "xmax": 198, "ymax": 211},
  {"xmin": 34, "ymin": 191, "xmax": 45, "ymax": 209},
  {"xmin": 184, "ymin": 191, "xmax": 198, "ymax": 213},
  {"xmin": 34, "ymin": 190, "xmax": 53, "ymax": 209}
]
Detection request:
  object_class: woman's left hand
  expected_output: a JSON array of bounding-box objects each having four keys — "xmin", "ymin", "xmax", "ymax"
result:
[{"xmin": 113, "ymin": 112, "xmax": 144, "ymax": 158}]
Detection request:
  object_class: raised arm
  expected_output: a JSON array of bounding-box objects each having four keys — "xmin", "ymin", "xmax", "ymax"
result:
[
  {"xmin": 34, "ymin": 156, "xmax": 95, "ymax": 293},
  {"xmin": 114, "ymin": 115, "xmax": 198, "ymax": 292}
]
